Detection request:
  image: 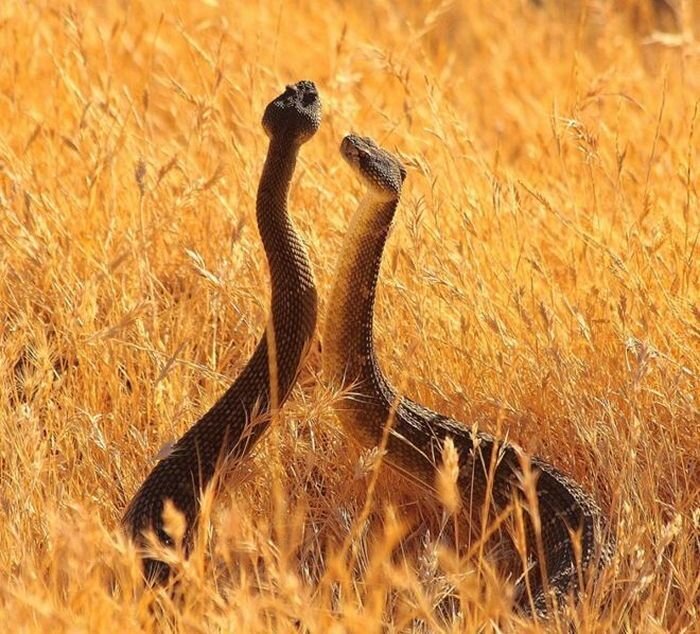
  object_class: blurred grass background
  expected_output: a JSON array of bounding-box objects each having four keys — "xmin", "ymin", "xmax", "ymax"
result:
[{"xmin": 0, "ymin": 0, "xmax": 697, "ymax": 631}]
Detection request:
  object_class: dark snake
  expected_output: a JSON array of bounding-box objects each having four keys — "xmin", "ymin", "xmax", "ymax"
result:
[{"xmin": 122, "ymin": 81, "xmax": 321, "ymax": 582}]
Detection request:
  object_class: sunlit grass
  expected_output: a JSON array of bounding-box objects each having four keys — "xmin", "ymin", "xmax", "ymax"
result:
[{"xmin": 0, "ymin": 0, "xmax": 698, "ymax": 631}]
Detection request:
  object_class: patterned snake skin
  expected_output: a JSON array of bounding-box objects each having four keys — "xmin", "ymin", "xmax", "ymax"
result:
[
  {"xmin": 322, "ymin": 134, "xmax": 613, "ymax": 615},
  {"xmin": 122, "ymin": 81, "xmax": 321, "ymax": 582}
]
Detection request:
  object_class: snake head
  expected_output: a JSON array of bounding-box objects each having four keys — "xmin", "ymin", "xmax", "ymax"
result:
[
  {"xmin": 262, "ymin": 80, "xmax": 322, "ymax": 145},
  {"xmin": 340, "ymin": 134, "xmax": 407, "ymax": 201}
]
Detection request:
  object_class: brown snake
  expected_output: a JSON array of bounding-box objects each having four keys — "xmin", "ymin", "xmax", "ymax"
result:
[
  {"xmin": 322, "ymin": 134, "xmax": 613, "ymax": 615},
  {"xmin": 122, "ymin": 81, "xmax": 321, "ymax": 582}
]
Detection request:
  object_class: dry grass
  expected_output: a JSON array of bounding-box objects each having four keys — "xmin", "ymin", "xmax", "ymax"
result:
[{"xmin": 1, "ymin": 0, "xmax": 698, "ymax": 631}]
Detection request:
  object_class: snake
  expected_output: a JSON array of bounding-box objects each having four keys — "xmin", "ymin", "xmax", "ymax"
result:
[
  {"xmin": 322, "ymin": 134, "xmax": 613, "ymax": 615},
  {"xmin": 122, "ymin": 81, "xmax": 321, "ymax": 582}
]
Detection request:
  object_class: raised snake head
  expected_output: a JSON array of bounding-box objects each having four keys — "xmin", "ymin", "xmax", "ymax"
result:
[
  {"xmin": 262, "ymin": 80, "xmax": 322, "ymax": 145},
  {"xmin": 340, "ymin": 134, "xmax": 407, "ymax": 202}
]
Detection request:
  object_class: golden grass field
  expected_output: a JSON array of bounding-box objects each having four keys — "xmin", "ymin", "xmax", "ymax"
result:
[{"xmin": 1, "ymin": 0, "xmax": 698, "ymax": 631}]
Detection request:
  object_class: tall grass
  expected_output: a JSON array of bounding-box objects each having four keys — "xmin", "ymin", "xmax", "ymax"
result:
[{"xmin": 0, "ymin": 0, "xmax": 697, "ymax": 631}]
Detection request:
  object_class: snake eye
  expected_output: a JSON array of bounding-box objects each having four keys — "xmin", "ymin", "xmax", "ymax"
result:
[{"xmin": 302, "ymin": 92, "xmax": 316, "ymax": 107}]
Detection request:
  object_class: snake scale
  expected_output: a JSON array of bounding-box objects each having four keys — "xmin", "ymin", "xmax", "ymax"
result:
[
  {"xmin": 322, "ymin": 134, "xmax": 613, "ymax": 614},
  {"xmin": 122, "ymin": 81, "xmax": 321, "ymax": 582}
]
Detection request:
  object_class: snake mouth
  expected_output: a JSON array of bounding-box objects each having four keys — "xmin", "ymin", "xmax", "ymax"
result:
[
  {"xmin": 286, "ymin": 80, "xmax": 319, "ymax": 107},
  {"xmin": 339, "ymin": 134, "xmax": 361, "ymax": 165}
]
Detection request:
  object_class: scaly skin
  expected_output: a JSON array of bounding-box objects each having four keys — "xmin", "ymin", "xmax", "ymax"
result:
[
  {"xmin": 323, "ymin": 134, "xmax": 613, "ymax": 615},
  {"xmin": 123, "ymin": 81, "xmax": 321, "ymax": 583}
]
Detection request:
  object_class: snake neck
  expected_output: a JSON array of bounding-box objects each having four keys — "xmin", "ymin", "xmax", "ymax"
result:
[
  {"xmin": 321, "ymin": 174, "xmax": 611, "ymax": 615},
  {"xmin": 122, "ymin": 134, "xmax": 318, "ymax": 562},
  {"xmin": 256, "ymin": 137, "xmax": 317, "ymax": 410},
  {"xmin": 323, "ymin": 192, "xmax": 397, "ymax": 399},
  {"xmin": 257, "ymin": 138, "xmax": 314, "ymax": 295}
]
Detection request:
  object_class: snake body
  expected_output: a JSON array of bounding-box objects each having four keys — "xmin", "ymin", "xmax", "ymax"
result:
[
  {"xmin": 323, "ymin": 135, "xmax": 612, "ymax": 614},
  {"xmin": 123, "ymin": 81, "xmax": 321, "ymax": 581}
]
